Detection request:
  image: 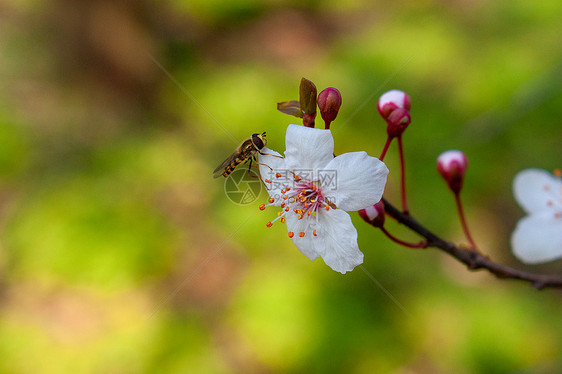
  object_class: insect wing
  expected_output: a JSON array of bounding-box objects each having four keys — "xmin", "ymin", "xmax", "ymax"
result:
[{"xmin": 213, "ymin": 150, "xmax": 240, "ymax": 178}]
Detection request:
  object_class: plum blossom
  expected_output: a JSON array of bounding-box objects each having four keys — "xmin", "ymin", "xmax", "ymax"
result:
[
  {"xmin": 511, "ymin": 169, "xmax": 562, "ymax": 264},
  {"xmin": 258, "ymin": 124, "xmax": 389, "ymax": 273}
]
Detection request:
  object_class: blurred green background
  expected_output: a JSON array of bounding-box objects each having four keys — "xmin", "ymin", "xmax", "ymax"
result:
[{"xmin": 1, "ymin": 0, "xmax": 561, "ymax": 373}]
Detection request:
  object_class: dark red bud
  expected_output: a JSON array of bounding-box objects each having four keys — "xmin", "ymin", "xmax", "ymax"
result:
[
  {"xmin": 437, "ymin": 150, "xmax": 468, "ymax": 194},
  {"xmin": 317, "ymin": 87, "xmax": 342, "ymax": 129},
  {"xmin": 378, "ymin": 90, "xmax": 411, "ymax": 120},
  {"xmin": 358, "ymin": 200, "xmax": 386, "ymax": 228},
  {"xmin": 386, "ymin": 108, "xmax": 411, "ymax": 138}
]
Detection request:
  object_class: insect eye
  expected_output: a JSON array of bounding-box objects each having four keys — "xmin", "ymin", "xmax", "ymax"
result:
[{"xmin": 252, "ymin": 135, "xmax": 264, "ymax": 149}]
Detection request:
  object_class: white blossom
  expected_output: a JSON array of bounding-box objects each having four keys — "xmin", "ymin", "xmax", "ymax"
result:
[
  {"xmin": 259, "ymin": 124, "xmax": 388, "ymax": 273},
  {"xmin": 511, "ymin": 169, "xmax": 562, "ymax": 264}
]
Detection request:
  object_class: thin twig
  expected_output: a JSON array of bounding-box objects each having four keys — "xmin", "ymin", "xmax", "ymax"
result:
[{"xmin": 381, "ymin": 198, "xmax": 562, "ymax": 290}]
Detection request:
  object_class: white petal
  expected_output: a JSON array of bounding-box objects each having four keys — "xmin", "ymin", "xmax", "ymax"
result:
[
  {"xmin": 284, "ymin": 124, "xmax": 334, "ymax": 171},
  {"xmin": 513, "ymin": 169, "xmax": 561, "ymax": 214},
  {"xmin": 258, "ymin": 147, "xmax": 287, "ymax": 203},
  {"xmin": 318, "ymin": 209, "xmax": 363, "ymax": 273},
  {"xmin": 285, "ymin": 209, "xmax": 364, "ymax": 273},
  {"xmin": 321, "ymin": 152, "xmax": 389, "ymax": 211},
  {"xmin": 285, "ymin": 212, "xmax": 323, "ymax": 261},
  {"xmin": 511, "ymin": 213, "xmax": 562, "ymax": 264}
]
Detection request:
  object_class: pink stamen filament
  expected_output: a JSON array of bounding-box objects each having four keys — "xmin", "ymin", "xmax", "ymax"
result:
[{"xmin": 260, "ymin": 176, "xmax": 328, "ymax": 235}]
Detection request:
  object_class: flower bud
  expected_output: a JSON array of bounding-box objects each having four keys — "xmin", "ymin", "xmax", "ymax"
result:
[
  {"xmin": 358, "ymin": 200, "xmax": 385, "ymax": 228},
  {"xmin": 386, "ymin": 108, "xmax": 411, "ymax": 138},
  {"xmin": 377, "ymin": 90, "xmax": 411, "ymax": 120},
  {"xmin": 317, "ymin": 87, "xmax": 342, "ymax": 128},
  {"xmin": 437, "ymin": 150, "xmax": 468, "ymax": 194}
]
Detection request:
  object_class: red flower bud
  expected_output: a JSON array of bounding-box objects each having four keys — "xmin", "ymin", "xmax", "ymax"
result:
[
  {"xmin": 317, "ymin": 87, "xmax": 342, "ymax": 128},
  {"xmin": 437, "ymin": 150, "xmax": 468, "ymax": 194},
  {"xmin": 358, "ymin": 200, "xmax": 385, "ymax": 228},
  {"xmin": 377, "ymin": 90, "xmax": 411, "ymax": 120},
  {"xmin": 386, "ymin": 108, "xmax": 411, "ymax": 138}
]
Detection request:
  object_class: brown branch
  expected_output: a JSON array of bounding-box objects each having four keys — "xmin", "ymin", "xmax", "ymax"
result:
[{"xmin": 381, "ymin": 198, "xmax": 562, "ymax": 290}]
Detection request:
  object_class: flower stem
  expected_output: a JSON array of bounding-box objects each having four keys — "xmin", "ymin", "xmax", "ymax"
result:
[
  {"xmin": 380, "ymin": 226, "xmax": 428, "ymax": 249},
  {"xmin": 382, "ymin": 198, "xmax": 562, "ymax": 290},
  {"xmin": 454, "ymin": 192, "xmax": 478, "ymax": 251},
  {"xmin": 397, "ymin": 136, "xmax": 409, "ymax": 214},
  {"xmin": 379, "ymin": 136, "xmax": 392, "ymax": 161}
]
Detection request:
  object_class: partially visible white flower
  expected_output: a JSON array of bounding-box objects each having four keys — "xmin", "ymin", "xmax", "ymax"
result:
[
  {"xmin": 511, "ymin": 168, "xmax": 562, "ymax": 264},
  {"xmin": 259, "ymin": 124, "xmax": 389, "ymax": 273}
]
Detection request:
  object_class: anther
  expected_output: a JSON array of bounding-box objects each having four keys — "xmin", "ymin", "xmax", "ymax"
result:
[
  {"xmin": 313, "ymin": 230, "xmax": 317, "ymax": 236},
  {"xmin": 276, "ymin": 173, "xmax": 282, "ymax": 178},
  {"xmin": 266, "ymin": 222, "xmax": 273, "ymax": 227},
  {"xmin": 288, "ymin": 232, "xmax": 294, "ymax": 238},
  {"xmin": 264, "ymin": 179, "xmax": 271, "ymax": 183},
  {"xmin": 299, "ymin": 232, "xmax": 305, "ymax": 237},
  {"xmin": 281, "ymin": 218, "xmax": 285, "ymax": 223},
  {"xmin": 554, "ymin": 169, "xmax": 561, "ymax": 177},
  {"xmin": 277, "ymin": 211, "xmax": 282, "ymax": 216},
  {"xmin": 269, "ymin": 198, "xmax": 275, "ymax": 203},
  {"xmin": 259, "ymin": 204, "xmax": 266, "ymax": 211}
]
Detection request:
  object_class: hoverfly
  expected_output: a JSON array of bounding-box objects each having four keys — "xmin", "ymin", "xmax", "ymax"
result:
[{"xmin": 213, "ymin": 132, "xmax": 267, "ymax": 178}]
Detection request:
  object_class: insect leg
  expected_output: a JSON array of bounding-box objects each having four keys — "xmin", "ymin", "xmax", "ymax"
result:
[
  {"xmin": 247, "ymin": 157, "xmax": 253, "ymax": 175},
  {"xmin": 258, "ymin": 150, "xmax": 284, "ymax": 159}
]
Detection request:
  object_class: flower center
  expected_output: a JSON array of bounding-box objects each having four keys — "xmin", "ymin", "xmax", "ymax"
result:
[{"xmin": 260, "ymin": 172, "xmax": 335, "ymax": 237}]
